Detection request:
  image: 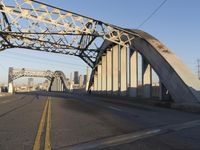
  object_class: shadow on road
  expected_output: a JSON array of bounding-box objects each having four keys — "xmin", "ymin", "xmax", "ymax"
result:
[{"xmin": 0, "ymin": 95, "xmax": 36, "ymax": 119}]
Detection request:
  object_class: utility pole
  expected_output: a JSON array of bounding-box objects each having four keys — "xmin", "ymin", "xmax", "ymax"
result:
[{"xmin": 197, "ymin": 59, "xmax": 200, "ymax": 80}]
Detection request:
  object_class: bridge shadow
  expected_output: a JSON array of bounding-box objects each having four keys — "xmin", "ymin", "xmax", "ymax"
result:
[
  {"xmin": 14, "ymin": 87, "xmax": 200, "ymax": 113},
  {"xmin": 16, "ymin": 91, "xmax": 108, "ymax": 117},
  {"xmin": 15, "ymin": 91, "xmax": 71, "ymax": 99},
  {"xmin": 0, "ymin": 96, "xmax": 36, "ymax": 119}
]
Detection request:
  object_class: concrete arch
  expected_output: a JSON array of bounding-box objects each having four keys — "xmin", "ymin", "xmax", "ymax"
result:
[
  {"xmin": 128, "ymin": 29, "xmax": 200, "ymax": 103},
  {"xmin": 48, "ymin": 71, "xmax": 70, "ymax": 92},
  {"xmin": 90, "ymin": 29, "xmax": 200, "ymax": 104}
]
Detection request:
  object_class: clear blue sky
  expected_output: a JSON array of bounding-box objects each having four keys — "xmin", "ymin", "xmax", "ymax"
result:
[{"xmin": 0, "ymin": 0, "xmax": 200, "ymax": 84}]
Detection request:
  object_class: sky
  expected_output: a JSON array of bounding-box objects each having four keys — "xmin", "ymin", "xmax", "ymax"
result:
[{"xmin": 0, "ymin": 0, "xmax": 200, "ymax": 85}]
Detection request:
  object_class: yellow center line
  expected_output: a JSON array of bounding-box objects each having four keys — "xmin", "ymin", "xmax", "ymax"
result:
[
  {"xmin": 33, "ymin": 96, "xmax": 49, "ymax": 150},
  {"xmin": 45, "ymin": 96, "xmax": 52, "ymax": 150}
]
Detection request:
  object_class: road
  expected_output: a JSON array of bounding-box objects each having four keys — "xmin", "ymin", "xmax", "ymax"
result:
[{"xmin": 0, "ymin": 92, "xmax": 199, "ymax": 150}]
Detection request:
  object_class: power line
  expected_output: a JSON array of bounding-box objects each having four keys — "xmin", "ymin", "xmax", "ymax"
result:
[
  {"xmin": 137, "ymin": 0, "xmax": 168, "ymax": 29},
  {"xmin": 0, "ymin": 54, "xmax": 63, "ymax": 67},
  {"xmin": 5, "ymin": 51, "xmax": 87, "ymax": 67},
  {"xmin": 0, "ymin": 54, "xmax": 85, "ymax": 69}
]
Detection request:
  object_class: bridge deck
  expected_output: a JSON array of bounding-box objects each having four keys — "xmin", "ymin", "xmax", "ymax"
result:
[{"xmin": 0, "ymin": 92, "xmax": 199, "ymax": 150}]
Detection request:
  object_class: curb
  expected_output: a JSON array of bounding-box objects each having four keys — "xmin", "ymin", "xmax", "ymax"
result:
[
  {"xmin": 0, "ymin": 93, "xmax": 12, "ymax": 97},
  {"xmin": 89, "ymin": 94, "xmax": 200, "ymax": 113}
]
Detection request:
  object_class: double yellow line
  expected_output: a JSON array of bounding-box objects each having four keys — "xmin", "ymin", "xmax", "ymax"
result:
[{"xmin": 33, "ymin": 96, "xmax": 52, "ymax": 150}]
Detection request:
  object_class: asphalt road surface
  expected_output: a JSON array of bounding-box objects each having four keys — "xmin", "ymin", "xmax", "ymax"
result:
[{"xmin": 0, "ymin": 92, "xmax": 199, "ymax": 150}]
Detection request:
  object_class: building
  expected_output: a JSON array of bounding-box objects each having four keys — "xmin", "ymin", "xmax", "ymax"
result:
[
  {"xmin": 74, "ymin": 71, "xmax": 79, "ymax": 84},
  {"xmin": 42, "ymin": 80, "xmax": 49, "ymax": 90},
  {"xmin": 83, "ymin": 75, "xmax": 87, "ymax": 86}
]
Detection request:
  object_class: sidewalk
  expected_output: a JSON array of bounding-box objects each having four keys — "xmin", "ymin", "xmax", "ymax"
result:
[
  {"xmin": 0, "ymin": 92, "xmax": 12, "ymax": 97},
  {"xmin": 87, "ymin": 93, "xmax": 200, "ymax": 113}
]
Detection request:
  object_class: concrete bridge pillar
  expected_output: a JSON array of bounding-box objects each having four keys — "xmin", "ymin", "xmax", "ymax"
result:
[
  {"xmin": 50, "ymin": 79, "xmax": 54, "ymax": 91},
  {"xmin": 94, "ymin": 72, "xmax": 98, "ymax": 92},
  {"xmin": 52, "ymin": 78, "xmax": 56, "ymax": 91},
  {"xmin": 112, "ymin": 45, "xmax": 119, "ymax": 95},
  {"xmin": 129, "ymin": 50, "xmax": 138, "ymax": 97},
  {"xmin": 159, "ymin": 82, "xmax": 171, "ymax": 100},
  {"xmin": 61, "ymin": 83, "xmax": 65, "ymax": 92},
  {"xmin": 60, "ymin": 78, "xmax": 63, "ymax": 91},
  {"xmin": 120, "ymin": 46, "xmax": 127, "ymax": 96},
  {"xmin": 59, "ymin": 78, "xmax": 62, "ymax": 91},
  {"xmin": 51, "ymin": 77, "xmax": 59, "ymax": 92},
  {"xmin": 142, "ymin": 58, "xmax": 152, "ymax": 98},
  {"xmin": 57, "ymin": 78, "xmax": 60, "ymax": 91},
  {"xmin": 8, "ymin": 82, "xmax": 14, "ymax": 93},
  {"xmin": 8, "ymin": 67, "xmax": 14, "ymax": 93},
  {"xmin": 56, "ymin": 78, "xmax": 59, "ymax": 91},
  {"xmin": 58, "ymin": 78, "xmax": 63, "ymax": 92},
  {"xmin": 97, "ymin": 64, "xmax": 102, "ymax": 92},
  {"xmin": 55, "ymin": 78, "xmax": 58, "ymax": 91},
  {"xmin": 102, "ymin": 55, "xmax": 107, "ymax": 94},
  {"xmin": 106, "ymin": 50, "xmax": 112, "ymax": 94},
  {"xmin": 54, "ymin": 78, "xmax": 57, "ymax": 91},
  {"xmin": 86, "ymin": 67, "xmax": 90, "ymax": 92}
]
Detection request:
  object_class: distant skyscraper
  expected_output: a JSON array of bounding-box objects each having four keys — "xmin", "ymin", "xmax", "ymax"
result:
[
  {"xmin": 83, "ymin": 75, "xmax": 87, "ymax": 85},
  {"xmin": 74, "ymin": 71, "xmax": 79, "ymax": 84}
]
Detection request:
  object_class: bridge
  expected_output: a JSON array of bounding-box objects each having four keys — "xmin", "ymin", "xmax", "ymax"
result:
[
  {"xmin": 0, "ymin": 0, "xmax": 200, "ymax": 104},
  {"xmin": 8, "ymin": 67, "xmax": 70, "ymax": 93},
  {"xmin": 0, "ymin": 1, "xmax": 200, "ymax": 150}
]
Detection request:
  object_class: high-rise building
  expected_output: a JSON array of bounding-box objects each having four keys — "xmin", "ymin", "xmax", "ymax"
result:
[
  {"xmin": 83, "ymin": 75, "xmax": 87, "ymax": 85},
  {"xmin": 74, "ymin": 71, "xmax": 79, "ymax": 84},
  {"xmin": 83, "ymin": 67, "xmax": 89, "ymax": 85}
]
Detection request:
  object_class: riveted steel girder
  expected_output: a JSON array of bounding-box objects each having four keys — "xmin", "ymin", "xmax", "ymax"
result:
[
  {"xmin": 0, "ymin": 0, "xmax": 136, "ymax": 67},
  {"xmin": 9, "ymin": 67, "xmax": 70, "ymax": 91}
]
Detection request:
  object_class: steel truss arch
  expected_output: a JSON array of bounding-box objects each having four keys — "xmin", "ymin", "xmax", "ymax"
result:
[
  {"xmin": 9, "ymin": 67, "xmax": 55, "ymax": 82},
  {"xmin": 8, "ymin": 67, "xmax": 70, "ymax": 92},
  {"xmin": 0, "ymin": 0, "xmax": 135, "ymax": 67}
]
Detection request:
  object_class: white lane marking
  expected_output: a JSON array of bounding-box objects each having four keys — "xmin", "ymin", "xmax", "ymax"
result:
[
  {"xmin": 66, "ymin": 128, "xmax": 165, "ymax": 150},
  {"xmin": 66, "ymin": 120, "xmax": 200, "ymax": 150},
  {"xmin": 146, "ymin": 129, "xmax": 161, "ymax": 134},
  {"xmin": 0, "ymin": 100, "xmax": 12, "ymax": 104},
  {"xmin": 109, "ymin": 106, "xmax": 122, "ymax": 111}
]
